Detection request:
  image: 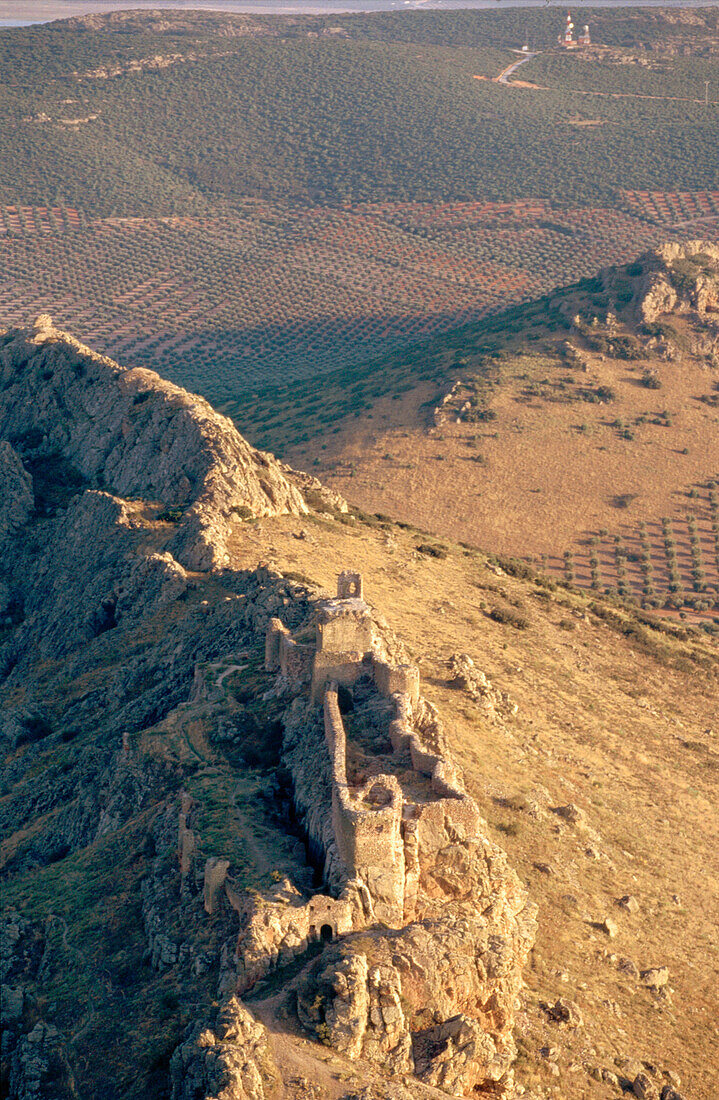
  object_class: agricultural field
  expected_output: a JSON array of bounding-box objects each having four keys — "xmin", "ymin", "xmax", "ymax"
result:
[
  {"xmin": 0, "ymin": 10, "xmax": 717, "ymax": 398},
  {"xmin": 554, "ymin": 483, "xmax": 719, "ymax": 615},
  {"xmin": 1, "ymin": 196, "xmax": 717, "ymax": 400}
]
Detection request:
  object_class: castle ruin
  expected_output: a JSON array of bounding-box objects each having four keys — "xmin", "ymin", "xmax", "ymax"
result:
[
  {"xmin": 233, "ymin": 571, "xmax": 484, "ymax": 962},
  {"xmin": 196, "ymin": 569, "xmax": 536, "ymax": 1096}
]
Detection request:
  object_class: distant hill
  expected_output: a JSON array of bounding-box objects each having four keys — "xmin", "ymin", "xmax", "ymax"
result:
[
  {"xmin": 1, "ymin": 17, "xmax": 717, "ymax": 213},
  {"xmin": 233, "ymin": 241, "xmax": 719, "ymax": 622},
  {"xmin": 0, "ymin": 9, "xmax": 717, "ymax": 398}
]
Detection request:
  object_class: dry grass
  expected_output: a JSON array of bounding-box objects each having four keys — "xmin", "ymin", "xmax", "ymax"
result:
[{"xmin": 284, "ymin": 313, "xmax": 719, "ymax": 622}]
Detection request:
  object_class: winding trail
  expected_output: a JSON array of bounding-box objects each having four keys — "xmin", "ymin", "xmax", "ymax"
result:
[{"xmin": 496, "ymin": 51, "xmax": 539, "ymax": 85}]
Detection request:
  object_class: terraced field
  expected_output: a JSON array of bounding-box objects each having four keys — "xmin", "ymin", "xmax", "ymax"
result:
[
  {"xmin": 545, "ymin": 482, "xmax": 719, "ymax": 618},
  {"xmin": 2, "ymin": 194, "xmax": 716, "ymax": 400}
]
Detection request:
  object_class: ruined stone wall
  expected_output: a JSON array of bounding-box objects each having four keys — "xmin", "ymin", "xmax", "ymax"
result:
[
  {"xmin": 269, "ymin": 583, "xmax": 488, "ymax": 929},
  {"xmin": 324, "ymin": 687, "xmax": 405, "ymax": 927},
  {"xmin": 229, "ymin": 879, "xmax": 356, "ymax": 994},
  {"xmin": 282, "ymin": 698, "xmax": 344, "ymax": 894},
  {"xmin": 316, "ymin": 605, "xmax": 373, "ymax": 654},
  {"xmin": 310, "ymin": 605, "xmax": 375, "ymax": 702},
  {"xmin": 279, "ymin": 634, "xmax": 314, "ymax": 684},
  {"xmin": 264, "ymin": 617, "xmax": 290, "ymax": 671},
  {"xmin": 373, "ymin": 658, "xmax": 420, "ymax": 707},
  {"xmin": 310, "ymin": 650, "xmax": 370, "ymax": 704},
  {"xmin": 337, "ymin": 571, "xmax": 363, "ymax": 599}
]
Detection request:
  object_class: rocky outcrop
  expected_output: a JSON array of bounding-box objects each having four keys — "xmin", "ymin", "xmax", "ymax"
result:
[
  {"xmin": 298, "ymin": 952, "xmax": 413, "ymax": 1072},
  {"xmin": 8, "ymin": 1023, "xmax": 76, "ymax": 1100},
  {"xmin": 0, "ymin": 317, "xmax": 306, "ymax": 570},
  {"xmin": 297, "ymin": 899, "xmax": 534, "ymax": 1096},
  {"xmin": 637, "ymin": 273, "xmax": 678, "ymax": 325},
  {"xmin": 170, "ymin": 996, "xmax": 281, "ymax": 1100},
  {"xmin": 1, "ymin": 320, "xmax": 535, "ymax": 1099},
  {"xmin": 295, "ymin": 807, "xmax": 536, "ymax": 1097},
  {"xmin": 635, "ymin": 241, "xmax": 719, "ymax": 323},
  {"xmin": 0, "ymin": 442, "xmax": 33, "ymax": 549},
  {"xmin": 2, "ymin": 488, "xmax": 190, "ymax": 662},
  {"xmin": 447, "ymin": 653, "xmax": 518, "ymax": 718}
]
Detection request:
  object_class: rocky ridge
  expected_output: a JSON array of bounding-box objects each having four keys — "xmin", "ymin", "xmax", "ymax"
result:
[
  {"xmin": 0, "ymin": 328, "xmax": 536, "ymax": 1100},
  {"xmin": 0, "ymin": 316, "xmax": 307, "ymax": 572}
]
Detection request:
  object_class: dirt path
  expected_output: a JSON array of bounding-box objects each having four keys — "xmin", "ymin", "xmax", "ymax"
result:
[{"xmin": 495, "ymin": 51, "xmax": 539, "ymax": 85}]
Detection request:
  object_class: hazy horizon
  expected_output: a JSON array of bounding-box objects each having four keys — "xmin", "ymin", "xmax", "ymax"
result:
[{"xmin": 3, "ymin": 0, "xmax": 719, "ymax": 28}]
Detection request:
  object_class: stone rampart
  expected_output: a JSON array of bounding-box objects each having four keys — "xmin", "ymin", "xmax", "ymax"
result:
[
  {"xmin": 316, "ymin": 602, "xmax": 373, "ymax": 653},
  {"xmin": 264, "ymin": 617, "xmax": 290, "ymax": 672},
  {"xmin": 387, "ymin": 691, "xmax": 466, "ymax": 803},
  {"xmin": 264, "ymin": 572, "xmax": 485, "ymax": 927},
  {"xmin": 337, "ymin": 570, "xmax": 363, "ymax": 600},
  {"xmin": 310, "ymin": 649, "xmax": 370, "ymax": 704},
  {"xmin": 324, "ymin": 686, "xmax": 405, "ymax": 926},
  {"xmin": 232, "ymin": 571, "xmax": 535, "ymax": 1095},
  {"xmin": 373, "ymin": 657, "xmax": 420, "ymax": 706}
]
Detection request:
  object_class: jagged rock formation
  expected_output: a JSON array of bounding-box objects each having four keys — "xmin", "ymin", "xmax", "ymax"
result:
[
  {"xmin": 0, "ymin": 317, "xmax": 307, "ymax": 571},
  {"xmin": 633, "ymin": 240, "xmax": 719, "ymax": 324},
  {"xmin": 0, "ymin": 442, "xmax": 33, "ymax": 550},
  {"xmin": 170, "ymin": 996, "xmax": 281, "ymax": 1100}
]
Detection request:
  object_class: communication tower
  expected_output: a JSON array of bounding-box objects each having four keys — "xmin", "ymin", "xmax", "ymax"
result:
[{"xmin": 559, "ymin": 12, "xmax": 575, "ymax": 48}]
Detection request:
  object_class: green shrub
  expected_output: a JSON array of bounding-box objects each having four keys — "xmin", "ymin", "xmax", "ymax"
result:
[{"xmin": 489, "ymin": 605, "xmax": 530, "ymax": 629}]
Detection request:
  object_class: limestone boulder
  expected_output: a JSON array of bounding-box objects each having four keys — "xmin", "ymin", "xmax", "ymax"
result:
[
  {"xmin": 417, "ymin": 1014, "xmax": 508, "ymax": 1095},
  {"xmin": 637, "ymin": 274, "xmax": 678, "ymax": 324},
  {"xmin": 297, "ymin": 953, "xmax": 413, "ymax": 1073}
]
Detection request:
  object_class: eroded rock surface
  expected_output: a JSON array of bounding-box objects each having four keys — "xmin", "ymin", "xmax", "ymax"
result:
[
  {"xmin": 0, "ymin": 442, "xmax": 33, "ymax": 548},
  {"xmin": 170, "ymin": 997, "xmax": 281, "ymax": 1100},
  {"xmin": 635, "ymin": 240, "xmax": 719, "ymax": 323},
  {"xmin": 0, "ymin": 317, "xmax": 307, "ymax": 570}
]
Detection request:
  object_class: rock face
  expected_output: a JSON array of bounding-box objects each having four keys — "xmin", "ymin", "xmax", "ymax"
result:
[
  {"xmin": 0, "ymin": 442, "xmax": 33, "ymax": 549},
  {"xmin": 635, "ymin": 240, "xmax": 719, "ymax": 324},
  {"xmin": 0, "ymin": 317, "xmax": 307, "ymax": 570},
  {"xmin": 298, "ymin": 953, "xmax": 414, "ymax": 1073},
  {"xmin": 8, "ymin": 1022, "xmax": 76, "ymax": 1100},
  {"xmin": 297, "ymin": 901, "xmax": 533, "ymax": 1096},
  {"xmin": 170, "ymin": 996, "xmax": 281, "ymax": 1100}
]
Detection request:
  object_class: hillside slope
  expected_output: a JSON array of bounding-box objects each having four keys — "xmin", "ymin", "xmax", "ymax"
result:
[
  {"xmin": 239, "ymin": 242, "xmax": 719, "ymax": 621},
  {"xmin": 1, "ymin": 326, "xmax": 717, "ymax": 1100}
]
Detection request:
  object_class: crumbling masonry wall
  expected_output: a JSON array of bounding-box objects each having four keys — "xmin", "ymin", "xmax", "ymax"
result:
[
  {"xmin": 324, "ymin": 686, "xmax": 405, "ymax": 927},
  {"xmin": 263, "ymin": 573, "xmax": 488, "ymax": 930}
]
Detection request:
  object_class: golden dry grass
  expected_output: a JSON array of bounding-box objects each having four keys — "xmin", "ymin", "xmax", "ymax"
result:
[{"xmin": 284, "ymin": 314, "xmax": 719, "ymax": 621}]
